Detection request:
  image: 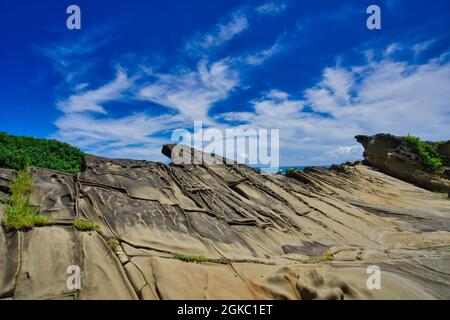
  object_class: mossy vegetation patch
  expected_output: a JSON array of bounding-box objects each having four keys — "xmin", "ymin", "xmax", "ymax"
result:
[
  {"xmin": 73, "ymin": 219, "xmax": 100, "ymax": 232},
  {"xmin": 0, "ymin": 132, "xmax": 85, "ymax": 174},
  {"xmin": 174, "ymin": 254, "xmax": 208, "ymax": 263}
]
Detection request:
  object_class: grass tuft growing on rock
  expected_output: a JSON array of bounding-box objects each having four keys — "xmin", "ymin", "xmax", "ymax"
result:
[
  {"xmin": 1, "ymin": 167, "xmax": 52, "ymax": 231},
  {"xmin": 174, "ymin": 254, "xmax": 208, "ymax": 263},
  {"xmin": 404, "ymin": 135, "xmax": 443, "ymax": 171},
  {"xmin": 73, "ymin": 219, "xmax": 100, "ymax": 232}
]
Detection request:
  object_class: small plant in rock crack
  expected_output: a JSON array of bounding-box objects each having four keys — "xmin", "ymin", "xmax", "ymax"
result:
[
  {"xmin": 73, "ymin": 219, "xmax": 100, "ymax": 232},
  {"xmin": 1, "ymin": 167, "xmax": 52, "ymax": 231},
  {"xmin": 108, "ymin": 236, "xmax": 123, "ymax": 252},
  {"xmin": 174, "ymin": 254, "xmax": 208, "ymax": 263},
  {"xmin": 303, "ymin": 252, "xmax": 334, "ymax": 264}
]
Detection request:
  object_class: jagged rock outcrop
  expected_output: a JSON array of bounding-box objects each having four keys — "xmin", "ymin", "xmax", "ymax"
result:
[
  {"xmin": 356, "ymin": 134, "xmax": 449, "ymax": 192},
  {"xmin": 1, "ymin": 144, "xmax": 450, "ymax": 300}
]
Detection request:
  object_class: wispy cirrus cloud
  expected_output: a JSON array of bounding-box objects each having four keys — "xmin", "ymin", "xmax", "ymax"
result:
[
  {"xmin": 57, "ymin": 69, "xmax": 132, "ymax": 114},
  {"xmin": 413, "ymin": 39, "xmax": 437, "ymax": 56},
  {"xmin": 243, "ymin": 35, "xmax": 285, "ymax": 65},
  {"xmin": 185, "ymin": 12, "xmax": 249, "ymax": 56},
  {"xmin": 255, "ymin": 1, "xmax": 289, "ymax": 16}
]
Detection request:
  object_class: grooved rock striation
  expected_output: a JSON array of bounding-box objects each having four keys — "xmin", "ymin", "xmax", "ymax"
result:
[{"xmin": 1, "ymin": 143, "xmax": 450, "ymax": 299}]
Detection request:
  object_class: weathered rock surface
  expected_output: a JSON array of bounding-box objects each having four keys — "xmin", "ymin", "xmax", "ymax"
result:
[
  {"xmin": 1, "ymin": 144, "xmax": 450, "ymax": 300},
  {"xmin": 438, "ymin": 141, "xmax": 450, "ymax": 166},
  {"xmin": 356, "ymin": 134, "xmax": 449, "ymax": 192}
]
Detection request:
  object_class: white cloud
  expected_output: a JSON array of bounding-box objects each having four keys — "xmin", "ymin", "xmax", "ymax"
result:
[
  {"xmin": 305, "ymin": 67, "xmax": 354, "ymax": 112},
  {"xmin": 255, "ymin": 2, "xmax": 288, "ymax": 16},
  {"xmin": 327, "ymin": 145, "xmax": 364, "ymax": 159},
  {"xmin": 57, "ymin": 70, "xmax": 132, "ymax": 114},
  {"xmin": 216, "ymin": 112, "xmax": 255, "ymax": 122},
  {"xmin": 214, "ymin": 15, "xmax": 248, "ymax": 44},
  {"xmin": 139, "ymin": 59, "xmax": 239, "ymax": 120},
  {"xmin": 384, "ymin": 43, "xmax": 400, "ymax": 57},
  {"xmin": 413, "ymin": 39, "xmax": 436, "ymax": 56},
  {"xmin": 54, "ymin": 112, "xmax": 185, "ymax": 160},
  {"xmin": 244, "ymin": 36, "xmax": 284, "ymax": 65},
  {"xmin": 185, "ymin": 13, "xmax": 248, "ymax": 55}
]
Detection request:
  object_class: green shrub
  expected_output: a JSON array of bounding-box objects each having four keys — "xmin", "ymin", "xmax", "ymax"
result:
[
  {"xmin": 0, "ymin": 132, "xmax": 85, "ymax": 173},
  {"xmin": 73, "ymin": 219, "xmax": 100, "ymax": 232},
  {"xmin": 404, "ymin": 135, "xmax": 443, "ymax": 170},
  {"xmin": 2, "ymin": 167, "xmax": 52, "ymax": 231}
]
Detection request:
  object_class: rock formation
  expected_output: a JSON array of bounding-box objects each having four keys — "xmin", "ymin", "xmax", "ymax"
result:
[
  {"xmin": 356, "ymin": 134, "xmax": 449, "ymax": 192},
  {"xmin": 1, "ymin": 142, "xmax": 450, "ymax": 300}
]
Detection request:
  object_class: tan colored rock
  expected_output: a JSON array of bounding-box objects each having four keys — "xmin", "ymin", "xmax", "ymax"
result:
[
  {"xmin": 356, "ymin": 134, "xmax": 449, "ymax": 192},
  {"xmin": 13, "ymin": 227, "xmax": 77, "ymax": 300},
  {"xmin": 1, "ymin": 142, "xmax": 450, "ymax": 299},
  {"xmin": 146, "ymin": 257, "xmax": 260, "ymax": 300},
  {"xmin": 77, "ymin": 232, "xmax": 138, "ymax": 300}
]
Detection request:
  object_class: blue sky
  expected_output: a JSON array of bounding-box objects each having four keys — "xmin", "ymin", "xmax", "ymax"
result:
[{"xmin": 1, "ymin": 0, "xmax": 449, "ymax": 165}]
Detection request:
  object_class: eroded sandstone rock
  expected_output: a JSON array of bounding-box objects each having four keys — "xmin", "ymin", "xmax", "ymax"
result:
[{"xmin": 0, "ymin": 144, "xmax": 449, "ymax": 300}]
